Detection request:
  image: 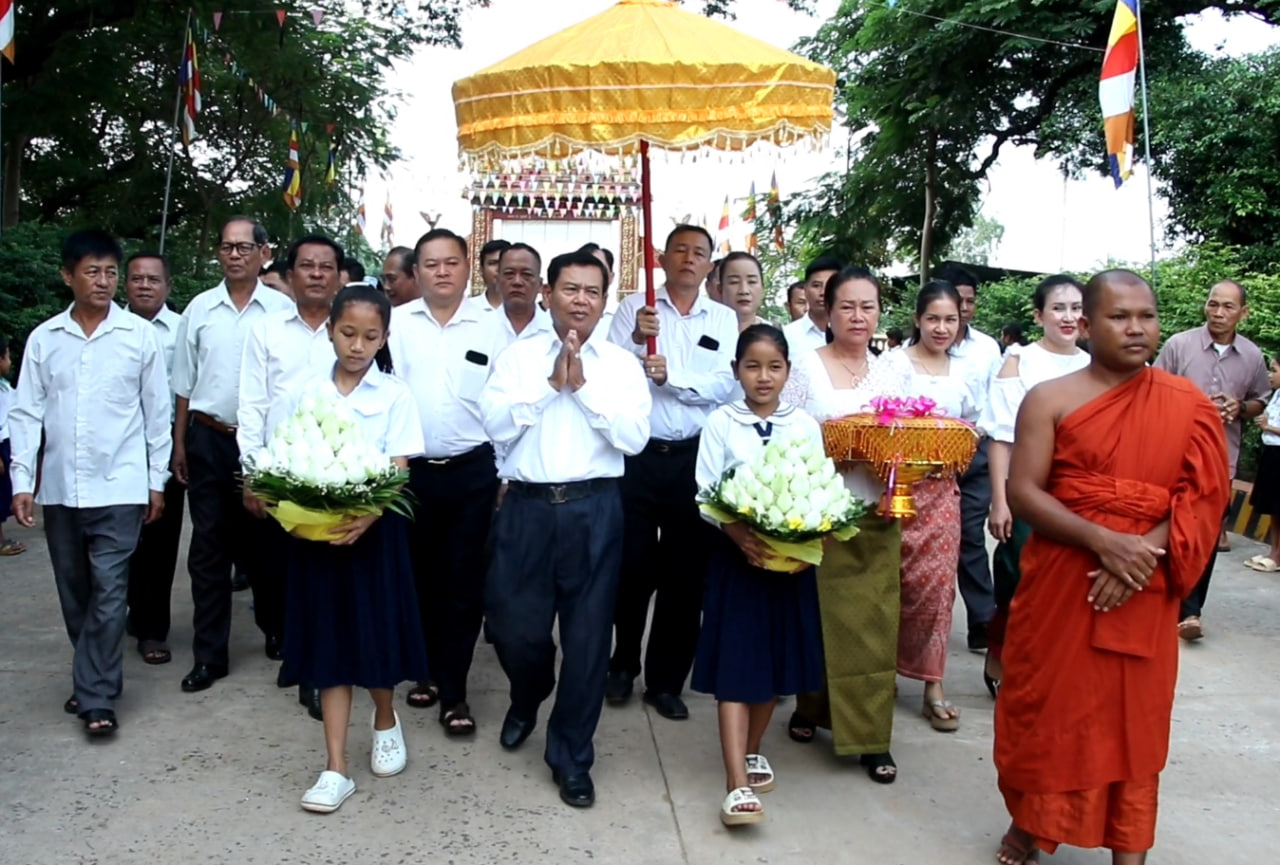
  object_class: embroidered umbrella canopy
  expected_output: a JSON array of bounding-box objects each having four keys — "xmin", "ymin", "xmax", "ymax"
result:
[{"xmin": 452, "ymin": 0, "xmax": 836, "ymax": 351}]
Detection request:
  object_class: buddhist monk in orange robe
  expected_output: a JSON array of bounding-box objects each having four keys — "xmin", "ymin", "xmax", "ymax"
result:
[{"xmin": 994, "ymin": 270, "xmax": 1229, "ymax": 865}]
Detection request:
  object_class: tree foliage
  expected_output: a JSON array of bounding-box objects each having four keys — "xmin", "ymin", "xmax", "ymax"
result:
[{"xmin": 787, "ymin": 0, "xmax": 1277, "ymax": 275}]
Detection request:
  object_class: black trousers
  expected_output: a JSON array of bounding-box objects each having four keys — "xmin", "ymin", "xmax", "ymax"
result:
[
  {"xmin": 127, "ymin": 474, "xmax": 186, "ymax": 643},
  {"xmin": 185, "ymin": 421, "xmax": 261, "ymax": 668},
  {"xmin": 957, "ymin": 437, "xmax": 995, "ymax": 632},
  {"xmin": 407, "ymin": 445, "xmax": 501, "ymax": 708},
  {"xmin": 1180, "ymin": 502, "xmax": 1231, "ymax": 620},
  {"xmin": 247, "ymin": 514, "xmax": 289, "ymax": 642},
  {"xmin": 609, "ymin": 439, "xmax": 711, "ymax": 695},
  {"xmin": 486, "ymin": 482, "xmax": 623, "ymax": 776}
]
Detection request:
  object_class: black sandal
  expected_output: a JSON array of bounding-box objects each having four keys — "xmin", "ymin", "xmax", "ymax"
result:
[
  {"xmin": 787, "ymin": 711, "xmax": 816, "ymax": 743},
  {"xmin": 64, "ymin": 695, "xmax": 79, "ymax": 715},
  {"xmin": 439, "ymin": 702, "xmax": 476, "ymax": 737},
  {"xmin": 406, "ymin": 680, "xmax": 439, "ymax": 709},
  {"xmin": 81, "ymin": 708, "xmax": 118, "ymax": 737},
  {"xmin": 860, "ymin": 752, "xmax": 897, "ymax": 784},
  {"xmin": 137, "ymin": 641, "xmax": 172, "ymax": 665}
]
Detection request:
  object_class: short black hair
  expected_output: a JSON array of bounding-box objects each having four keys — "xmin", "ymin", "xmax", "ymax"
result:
[
  {"xmin": 885, "ymin": 327, "xmax": 903, "ymax": 342},
  {"xmin": 126, "ymin": 252, "xmax": 171, "ymax": 281},
  {"xmin": 414, "ymin": 228, "xmax": 467, "ymax": 260},
  {"xmin": 577, "ymin": 242, "xmax": 615, "ymax": 273},
  {"xmin": 937, "ymin": 264, "xmax": 978, "ymax": 291},
  {"xmin": 787, "ymin": 280, "xmax": 805, "ymax": 300},
  {"xmin": 499, "ymin": 242, "xmax": 542, "ymax": 274},
  {"xmin": 221, "ymin": 216, "xmax": 269, "ymax": 246},
  {"xmin": 62, "ymin": 229, "xmax": 123, "ymax": 270},
  {"xmin": 386, "ymin": 246, "xmax": 412, "ymax": 262},
  {"xmin": 664, "ymin": 224, "xmax": 714, "ymax": 256},
  {"xmin": 1083, "ymin": 268, "xmax": 1152, "ymax": 317},
  {"xmin": 480, "ymin": 239, "xmax": 511, "ymax": 261},
  {"xmin": 1212, "ymin": 278, "xmax": 1247, "ymax": 306},
  {"xmin": 1001, "ymin": 322, "xmax": 1026, "ymax": 344},
  {"xmin": 804, "ymin": 255, "xmax": 844, "ymax": 282},
  {"xmin": 547, "ymin": 250, "xmax": 609, "ymax": 290},
  {"xmin": 261, "ymin": 260, "xmax": 289, "ymax": 278},
  {"xmin": 285, "ymin": 234, "xmax": 345, "ymax": 271},
  {"xmin": 0, "ymin": 334, "xmax": 9, "ymax": 356},
  {"xmin": 342, "ymin": 257, "xmax": 366, "ymax": 282}
]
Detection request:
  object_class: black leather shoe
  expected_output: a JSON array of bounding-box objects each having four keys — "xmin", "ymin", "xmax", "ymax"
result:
[
  {"xmin": 231, "ymin": 569, "xmax": 250, "ymax": 592},
  {"xmin": 499, "ymin": 708, "xmax": 536, "ymax": 751},
  {"xmin": 552, "ymin": 770, "xmax": 595, "ymax": 808},
  {"xmin": 276, "ymin": 664, "xmax": 298, "ymax": 689},
  {"xmin": 300, "ymin": 685, "xmax": 323, "ymax": 721},
  {"xmin": 264, "ymin": 635, "xmax": 284, "ymax": 661},
  {"xmin": 643, "ymin": 690, "xmax": 689, "ymax": 720},
  {"xmin": 604, "ymin": 670, "xmax": 635, "ymax": 705},
  {"xmin": 181, "ymin": 664, "xmax": 228, "ymax": 693}
]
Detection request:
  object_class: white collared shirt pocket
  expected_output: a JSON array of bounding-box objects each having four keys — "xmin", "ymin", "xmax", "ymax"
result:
[{"xmin": 455, "ymin": 348, "xmax": 491, "ymax": 402}]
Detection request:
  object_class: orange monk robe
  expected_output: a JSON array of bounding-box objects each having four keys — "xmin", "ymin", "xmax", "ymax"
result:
[{"xmin": 994, "ymin": 368, "xmax": 1229, "ymax": 855}]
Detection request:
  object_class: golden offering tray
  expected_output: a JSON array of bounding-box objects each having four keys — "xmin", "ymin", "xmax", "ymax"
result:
[{"xmin": 822, "ymin": 413, "xmax": 980, "ymax": 518}]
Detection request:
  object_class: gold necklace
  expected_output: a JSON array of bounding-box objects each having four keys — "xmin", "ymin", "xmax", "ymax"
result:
[
  {"xmin": 912, "ymin": 347, "xmax": 949, "ymax": 376},
  {"xmin": 832, "ymin": 351, "xmax": 869, "ymax": 385}
]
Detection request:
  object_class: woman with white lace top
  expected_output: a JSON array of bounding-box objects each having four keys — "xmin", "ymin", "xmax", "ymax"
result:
[
  {"xmin": 882, "ymin": 280, "xmax": 979, "ymax": 733},
  {"xmin": 780, "ymin": 266, "xmax": 911, "ymax": 784},
  {"xmin": 982, "ymin": 275, "xmax": 1090, "ymax": 696}
]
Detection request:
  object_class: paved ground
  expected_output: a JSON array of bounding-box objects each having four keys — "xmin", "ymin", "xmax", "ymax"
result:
[{"xmin": 0, "ymin": 514, "xmax": 1276, "ymax": 865}]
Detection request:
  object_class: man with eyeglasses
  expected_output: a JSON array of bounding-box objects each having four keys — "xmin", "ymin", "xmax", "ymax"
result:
[
  {"xmin": 238, "ymin": 235, "xmax": 347, "ymax": 719},
  {"xmin": 123, "ymin": 253, "xmax": 185, "ymax": 668},
  {"xmin": 171, "ymin": 217, "xmax": 293, "ymax": 693},
  {"xmin": 381, "ymin": 246, "xmax": 420, "ymax": 307}
]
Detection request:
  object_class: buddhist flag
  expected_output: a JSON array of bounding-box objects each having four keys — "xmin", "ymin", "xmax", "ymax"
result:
[
  {"xmin": 179, "ymin": 27, "xmax": 202, "ymax": 146},
  {"xmin": 1099, "ymin": 0, "xmax": 1139, "ymax": 187},
  {"xmin": 718, "ymin": 195, "xmax": 731, "ymax": 232},
  {"xmin": 0, "ymin": 0, "xmax": 15, "ymax": 63},
  {"xmin": 745, "ymin": 182, "xmax": 759, "ymax": 255},
  {"xmin": 381, "ymin": 192, "xmax": 394, "ymax": 248},
  {"xmin": 768, "ymin": 171, "xmax": 784, "ymax": 252},
  {"xmin": 282, "ymin": 129, "xmax": 302, "ymax": 210},
  {"xmin": 717, "ymin": 195, "xmax": 731, "ymax": 254},
  {"xmin": 354, "ymin": 186, "xmax": 367, "ymax": 235},
  {"xmin": 325, "ymin": 141, "xmax": 337, "ymax": 186}
]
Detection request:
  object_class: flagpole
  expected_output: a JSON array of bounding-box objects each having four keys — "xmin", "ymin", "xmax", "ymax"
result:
[
  {"xmin": 159, "ymin": 9, "xmax": 192, "ymax": 256},
  {"xmin": 1135, "ymin": 0, "xmax": 1157, "ymax": 286}
]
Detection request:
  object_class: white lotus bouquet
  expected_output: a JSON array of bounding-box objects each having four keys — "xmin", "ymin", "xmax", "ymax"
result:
[
  {"xmin": 243, "ymin": 384, "xmax": 413, "ymax": 541},
  {"xmin": 698, "ymin": 434, "xmax": 868, "ymax": 572}
]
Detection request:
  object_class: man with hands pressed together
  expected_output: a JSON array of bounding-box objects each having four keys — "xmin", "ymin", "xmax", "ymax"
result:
[
  {"xmin": 1152, "ymin": 278, "xmax": 1270, "ymax": 641},
  {"xmin": 994, "ymin": 271, "xmax": 1228, "ymax": 865},
  {"xmin": 481, "ymin": 250, "xmax": 650, "ymax": 808},
  {"xmin": 10, "ymin": 230, "xmax": 172, "ymax": 738},
  {"xmin": 605, "ymin": 225, "xmax": 738, "ymax": 720}
]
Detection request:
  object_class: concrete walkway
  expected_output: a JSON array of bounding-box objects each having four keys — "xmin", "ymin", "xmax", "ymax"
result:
[{"xmin": 1, "ymin": 515, "xmax": 1275, "ymax": 864}]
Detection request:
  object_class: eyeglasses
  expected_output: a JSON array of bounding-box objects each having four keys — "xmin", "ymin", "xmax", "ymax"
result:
[{"xmin": 218, "ymin": 242, "xmax": 263, "ymax": 257}]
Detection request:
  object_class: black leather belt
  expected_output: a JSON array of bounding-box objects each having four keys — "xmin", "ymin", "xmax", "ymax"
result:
[
  {"xmin": 643, "ymin": 435, "xmax": 700, "ymax": 456},
  {"xmin": 507, "ymin": 478, "xmax": 616, "ymax": 504},
  {"xmin": 418, "ymin": 443, "xmax": 494, "ymax": 470}
]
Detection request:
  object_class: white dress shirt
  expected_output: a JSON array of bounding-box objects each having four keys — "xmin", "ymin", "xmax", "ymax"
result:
[
  {"xmin": 237, "ymin": 308, "xmax": 337, "ymax": 467},
  {"xmin": 466, "ymin": 292, "xmax": 502, "ymax": 315},
  {"xmin": 782, "ymin": 315, "xmax": 828, "ymax": 355},
  {"xmin": 171, "ymin": 281, "xmax": 294, "ymax": 426},
  {"xmin": 607, "ymin": 287, "xmax": 738, "ymax": 441},
  {"xmin": 291, "ymin": 368, "xmax": 425, "ymax": 459},
  {"xmin": 10, "ymin": 303, "xmax": 172, "ymax": 506},
  {"xmin": 387, "ymin": 298, "xmax": 494, "ymax": 459},
  {"xmin": 695, "ymin": 401, "xmax": 823, "ymax": 511},
  {"xmin": 481, "ymin": 305, "xmax": 554, "ymax": 358},
  {"xmin": 480, "ymin": 328, "xmax": 651, "ymax": 483},
  {"xmin": 0, "ymin": 379, "xmax": 13, "ymax": 442},
  {"xmin": 949, "ymin": 325, "xmax": 1003, "ymax": 432},
  {"xmin": 136, "ymin": 304, "xmax": 182, "ymax": 422}
]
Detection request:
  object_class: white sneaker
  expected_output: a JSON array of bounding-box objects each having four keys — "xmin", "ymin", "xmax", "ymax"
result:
[
  {"xmin": 301, "ymin": 770, "xmax": 355, "ymax": 813},
  {"xmin": 371, "ymin": 711, "xmax": 407, "ymax": 777}
]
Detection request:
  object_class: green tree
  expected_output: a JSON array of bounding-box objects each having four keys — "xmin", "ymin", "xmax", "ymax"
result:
[
  {"xmin": 787, "ymin": 0, "xmax": 1272, "ymax": 278},
  {"xmin": 949, "ymin": 213, "xmax": 1006, "ymax": 266}
]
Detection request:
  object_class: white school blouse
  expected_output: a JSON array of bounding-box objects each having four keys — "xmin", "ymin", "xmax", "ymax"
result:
[
  {"xmin": 293, "ymin": 367, "xmax": 425, "ymax": 460},
  {"xmin": 982, "ymin": 341, "xmax": 1090, "ymax": 444},
  {"xmin": 695, "ymin": 401, "xmax": 823, "ymax": 523}
]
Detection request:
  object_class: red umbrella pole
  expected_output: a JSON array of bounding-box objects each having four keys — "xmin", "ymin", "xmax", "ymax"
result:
[{"xmin": 640, "ymin": 140, "xmax": 657, "ymax": 356}]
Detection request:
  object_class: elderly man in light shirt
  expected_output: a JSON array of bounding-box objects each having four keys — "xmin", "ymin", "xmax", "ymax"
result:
[{"xmin": 10, "ymin": 230, "xmax": 171, "ymax": 738}]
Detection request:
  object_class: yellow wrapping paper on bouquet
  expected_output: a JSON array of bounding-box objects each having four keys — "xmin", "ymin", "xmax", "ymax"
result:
[
  {"xmin": 267, "ymin": 501, "xmax": 373, "ymax": 542},
  {"xmin": 699, "ymin": 503, "xmax": 859, "ymax": 573}
]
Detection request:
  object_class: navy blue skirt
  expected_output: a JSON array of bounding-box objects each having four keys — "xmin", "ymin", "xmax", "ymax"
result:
[
  {"xmin": 691, "ymin": 531, "xmax": 825, "ymax": 704},
  {"xmin": 280, "ymin": 512, "xmax": 430, "ymax": 691},
  {"xmin": 0, "ymin": 440, "xmax": 11, "ymax": 521}
]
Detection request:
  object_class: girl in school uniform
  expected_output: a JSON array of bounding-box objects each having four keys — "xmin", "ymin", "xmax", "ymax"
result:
[
  {"xmin": 278, "ymin": 283, "xmax": 430, "ymax": 814},
  {"xmin": 691, "ymin": 324, "xmax": 825, "ymax": 828}
]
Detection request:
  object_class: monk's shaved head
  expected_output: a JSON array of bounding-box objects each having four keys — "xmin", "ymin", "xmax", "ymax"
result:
[{"xmin": 1083, "ymin": 269, "xmax": 1154, "ymax": 317}]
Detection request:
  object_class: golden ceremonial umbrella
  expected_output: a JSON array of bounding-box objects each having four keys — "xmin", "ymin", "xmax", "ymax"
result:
[{"xmin": 452, "ymin": 0, "xmax": 836, "ymax": 351}]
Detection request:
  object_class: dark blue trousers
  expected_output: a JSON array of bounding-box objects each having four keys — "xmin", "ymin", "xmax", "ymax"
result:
[{"xmin": 484, "ymin": 483, "xmax": 623, "ymax": 777}]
